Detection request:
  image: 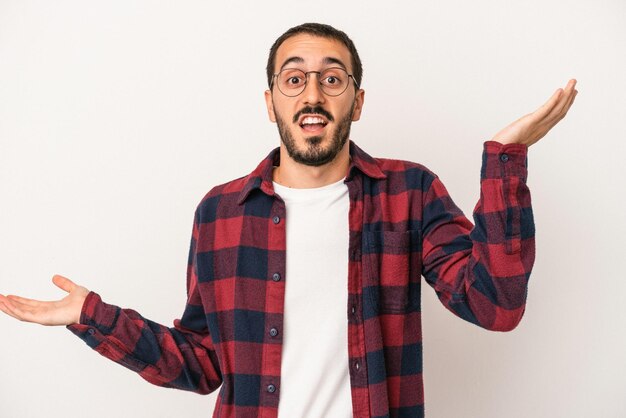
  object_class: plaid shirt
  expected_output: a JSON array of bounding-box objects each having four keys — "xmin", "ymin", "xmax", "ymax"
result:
[{"xmin": 67, "ymin": 139, "xmax": 534, "ymax": 418}]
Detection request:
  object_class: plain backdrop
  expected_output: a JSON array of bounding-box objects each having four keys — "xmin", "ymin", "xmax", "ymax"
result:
[{"xmin": 1, "ymin": 1, "xmax": 624, "ymax": 417}]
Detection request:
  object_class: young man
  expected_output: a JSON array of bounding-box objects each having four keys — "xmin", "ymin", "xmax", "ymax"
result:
[{"xmin": 0, "ymin": 23, "xmax": 577, "ymax": 418}]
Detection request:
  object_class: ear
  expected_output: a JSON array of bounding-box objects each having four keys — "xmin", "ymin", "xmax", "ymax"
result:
[
  {"xmin": 264, "ymin": 90, "xmax": 277, "ymax": 123},
  {"xmin": 350, "ymin": 89, "xmax": 365, "ymax": 121}
]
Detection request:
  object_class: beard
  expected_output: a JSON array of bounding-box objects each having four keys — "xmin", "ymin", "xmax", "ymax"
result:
[{"xmin": 274, "ymin": 100, "xmax": 355, "ymax": 167}]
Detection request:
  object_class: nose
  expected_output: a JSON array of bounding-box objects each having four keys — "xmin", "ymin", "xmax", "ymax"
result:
[{"xmin": 301, "ymin": 72, "xmax": 326, "ymax": 105}]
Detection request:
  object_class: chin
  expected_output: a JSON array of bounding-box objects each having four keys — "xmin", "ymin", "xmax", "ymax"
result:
[{"xmin": 302, "ymin": 135, "xmax": 325, "ymax": 146}]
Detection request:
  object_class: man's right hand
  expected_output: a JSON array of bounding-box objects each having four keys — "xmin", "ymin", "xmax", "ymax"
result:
[{"xmin": 0, "ymin": 275, "xmax": 90, "ymax": 326}]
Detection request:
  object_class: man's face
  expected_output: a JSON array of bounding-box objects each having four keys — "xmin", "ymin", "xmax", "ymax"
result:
[{"xmin": 264, "ymin": 34, "xmax": 364, "ymax": 167}]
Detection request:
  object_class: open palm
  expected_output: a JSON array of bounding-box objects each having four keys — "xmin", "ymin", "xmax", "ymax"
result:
[
  {"xmin": 492, "ymin": 79, "xmax": 578, "ymax": 146},
  {"xmin": 0, "ymin": 275, "xmax": 89, "ymax": 326}
]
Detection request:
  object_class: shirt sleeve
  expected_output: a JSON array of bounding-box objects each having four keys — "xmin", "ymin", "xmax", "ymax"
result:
[
  {"xmin": 65, "ymin": 207, "xmax": 223, "ymax": 393},
  {"xmin": 420, "ymin": 140, "xmax": 535, "ymax": 331}
]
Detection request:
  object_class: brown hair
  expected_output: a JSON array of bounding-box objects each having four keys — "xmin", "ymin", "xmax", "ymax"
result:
[{"xmin": 266, "ymin": 22, "xmax": 363, "ymax": 90}]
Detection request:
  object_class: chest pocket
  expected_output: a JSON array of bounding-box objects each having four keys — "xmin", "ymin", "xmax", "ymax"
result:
[{"xmin": 363, "ymin": 230, "xmax": 421, "ymax": 314}]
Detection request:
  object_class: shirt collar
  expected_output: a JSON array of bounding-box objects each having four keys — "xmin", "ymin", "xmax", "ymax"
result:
[{"xmin": 236, "ymin": 139, "xmax": 387, "ymax": 205}]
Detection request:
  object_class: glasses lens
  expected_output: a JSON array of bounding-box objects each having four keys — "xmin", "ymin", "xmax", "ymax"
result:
[
  {"xmin": 275, "ymin": 67, "xmax": 352, "ymax": 97},
  {"xmin": 319, "ymin": 67, "xmax": 349, "ymax": 96},
  {"xmin": 277, "ymin": 69, "xmax": 307, "ymax": 97}
]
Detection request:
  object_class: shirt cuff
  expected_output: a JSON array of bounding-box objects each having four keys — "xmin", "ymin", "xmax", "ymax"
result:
[
  {"xmin": 481, "ymin": 140, "xmax": 528, "ymax": 180},
  {"xmin": 66, "ymin": 291, "xmax": 119, "ymax": 345}
]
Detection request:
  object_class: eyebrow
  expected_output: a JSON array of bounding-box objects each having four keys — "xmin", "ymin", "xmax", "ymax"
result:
[{"xmin": 278, "ymin": 56, "xmax": 349, "ymax": 72}]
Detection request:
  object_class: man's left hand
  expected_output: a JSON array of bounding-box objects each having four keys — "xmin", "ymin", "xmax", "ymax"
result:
[{"xmin": 491, "ymin": 79, "xmax": 578, "ymax": 147}]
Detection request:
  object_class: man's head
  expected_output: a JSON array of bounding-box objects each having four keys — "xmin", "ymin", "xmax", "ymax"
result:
[{"xmin": 264, "ymin": 23, "xmax": 365, "ymax": 167}]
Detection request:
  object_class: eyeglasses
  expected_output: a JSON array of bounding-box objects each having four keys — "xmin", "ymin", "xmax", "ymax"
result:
[{"xmin": 270, "ymin": 67, "xmax": 360, "ymax": 97}]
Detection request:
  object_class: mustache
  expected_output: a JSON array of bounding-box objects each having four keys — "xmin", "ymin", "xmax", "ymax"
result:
[{"xmin": 292, "ymin": 106, "xmax": 334, "ymax": 124}]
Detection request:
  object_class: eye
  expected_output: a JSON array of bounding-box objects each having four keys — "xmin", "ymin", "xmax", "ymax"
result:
[
  {"xmin": 320, "ymin": 68, "xmax": 346, "ymax": 88},
  {"xmin": 288, "ymin": 76, "xmax": 303, "ymax": 85}
]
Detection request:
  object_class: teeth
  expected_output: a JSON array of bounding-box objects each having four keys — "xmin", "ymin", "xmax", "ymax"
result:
[{"xmin": 301, "ymin": 116, "xmax": 326, "ymax": 125}]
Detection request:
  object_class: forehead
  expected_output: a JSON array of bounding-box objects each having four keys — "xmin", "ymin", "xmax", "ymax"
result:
[{"xmin": 274, "ymin": 33, "xmax": 352, "ymax": 72}]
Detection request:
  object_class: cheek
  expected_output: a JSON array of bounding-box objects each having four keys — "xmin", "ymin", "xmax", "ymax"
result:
[
  {"xmin": 274, "ymin": 103, "xmax": 296, "ymax": 123},
  {"xmin": 336, "ymin": 102, "xmax": 354, "ymax": 122}
]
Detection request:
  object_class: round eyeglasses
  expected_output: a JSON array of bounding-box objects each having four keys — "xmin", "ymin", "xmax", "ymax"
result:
[{"xmin": 270, "ymin": 67, "xmax": 360, "ymax": 97}]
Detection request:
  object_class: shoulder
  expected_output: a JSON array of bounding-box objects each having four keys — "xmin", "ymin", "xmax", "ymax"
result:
[
  {"xmin": 372, "ymin": 156, "xmax": 439, "ymax": 192},
  {"xmin": 374, "ymin": 156, "xmax": 436, "ymax": 175},
  {"xmin": 193, "ymin": 175, "xmax": 248, "ymax": 223}
]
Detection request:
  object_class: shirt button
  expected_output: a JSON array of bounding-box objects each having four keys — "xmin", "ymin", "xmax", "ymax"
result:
[
  {"xmin": 272, "ymin": 272, "xmax": 281, "ymax": 282},
  {"xmin": 88, "ymin": 328, "xmax": 95, "ymax": 335},
  {"xmin": 354, "ymin": 361, "xmax": 360, "ymax": 371},
  {"xmin": 272, "ymin": 215, "xmax": 280, "ymax": 224},
  {"xmin": 269, "ymin": 327, "xmax": 278, "ymax": 337},
  {"xmin": 351, "ymin": 305, "xmax": 356, "ymax": 314},
  {"xmin": 500, "ymin": 153, "xmax": 510, "ymax": 163},
  {"xmin": 267, "ymin": 384, "xmax": 276, "ymax": 393}
]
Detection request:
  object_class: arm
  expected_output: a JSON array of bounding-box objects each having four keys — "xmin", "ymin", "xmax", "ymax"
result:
[
  {"xmin": 421, "ymin": 141, "xmax": 533, "ymax": 331},
  {"xmin": 0, "ymin": 207, "xmax": 222, "ymax": 394},
  {"xmin": 421, "ymin": 79, "xmax": 578, "ymax": 331}
]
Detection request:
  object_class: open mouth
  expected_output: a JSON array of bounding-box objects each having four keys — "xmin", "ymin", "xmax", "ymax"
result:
[{"xmin": 299, "ymin": 115, "xmax": 329, "ymax": 134}]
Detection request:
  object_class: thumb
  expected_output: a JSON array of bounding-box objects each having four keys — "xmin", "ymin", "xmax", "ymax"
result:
[{"xmin": 52, "ymin": 274, "xmax": 76, "ymax": 294}]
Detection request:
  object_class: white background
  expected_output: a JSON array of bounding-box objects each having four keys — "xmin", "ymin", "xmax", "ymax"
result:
[{"xmin": 1, "ymin": 1, "xmax": 624, "ymax": 417}]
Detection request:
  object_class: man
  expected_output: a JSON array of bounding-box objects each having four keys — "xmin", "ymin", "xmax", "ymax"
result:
[{"xmin": 0, "ymin": 22, "xmax": 577, "ymax": 418}]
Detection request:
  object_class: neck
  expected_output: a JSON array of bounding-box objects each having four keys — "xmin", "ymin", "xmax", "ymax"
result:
[{"xmin": 272, "ymin": 142, "xmax": 351, "ymax": 189}]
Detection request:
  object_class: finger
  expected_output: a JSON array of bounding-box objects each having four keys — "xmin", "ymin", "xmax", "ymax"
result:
[
  {"xmin": 1, "ymin": 296, "xmax": 55, "ymax": 324},
  {"xmin": 5, "ymin": 294, "xmax": 41, "ymax": 307},
  {"xmin": 539, "ymin": 81, "xmax": 575, "ymax": 125},
  {"xmin": 552, "ymin": 79, "xmax": 577, "ymax": 115},
  {"xmin": 564, "ymin": 88, "xmax": 578, "ymax": 112},
  {"xmin": 567, "ymin": 78, "xmax": 578, "ymax": 91},
  {"xmin": 0, "ymin": 293, "xmax": 14, "ymax": 305},
  {"xmin": 555, "ymin": 89, "xmax": 577, "ymax": 121},
  {"xmin": 548, "ymin": 83, "xmax": 577, "ymax": 122},
  {"xmin": 52, "ymin": 274, "xmax": 76, "ymax": 293},
  {"xmin": 0, "ymin": 300, "xmax": 22, "ymax": 321},
  {"xmin": 5, "ymin": 298, "xmax": 46, "ymax": 323},
  {"xmin": 4, "ymin": 296, "xmax": 36, "ymax": 310},
  {"xmin": 541, "ymin": 79, "xmax": 576, "ymax": 115},
  {"xmin": 533, "ymin": 88, "xmax": 563, "ymax": 121},
  {"xmin": 0, "ymin": 297, "xmax": 30, "ymax": 321}
]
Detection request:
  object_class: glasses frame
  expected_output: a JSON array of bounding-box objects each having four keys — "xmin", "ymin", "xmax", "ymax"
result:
[{"xmin": 270, "ymin": 66, "xmax": 360, "ymax": 97}]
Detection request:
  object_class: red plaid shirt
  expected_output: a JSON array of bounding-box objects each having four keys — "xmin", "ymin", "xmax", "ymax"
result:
[{"xmin": 67, "ymin": 139, "xmax": 534, "ymax": 417}]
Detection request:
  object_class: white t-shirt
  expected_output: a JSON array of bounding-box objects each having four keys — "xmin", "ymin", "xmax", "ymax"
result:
[{"xmin": 272, "ymin": 172, "xmax": 353, "ymax": 418}]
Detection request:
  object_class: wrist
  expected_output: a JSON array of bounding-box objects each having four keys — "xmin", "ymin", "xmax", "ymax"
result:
[{"xmin": 72, "ymin": 289, "xmax": 90, "ymax": 325}]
